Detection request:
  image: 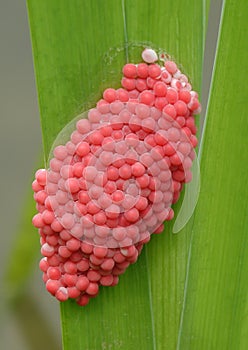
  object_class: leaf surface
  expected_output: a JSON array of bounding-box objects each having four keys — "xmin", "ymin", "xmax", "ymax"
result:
[
  {"xmin": 177, "ymin": 1, "xmax": 248, "ymax": 348},
  {"xmin": 27, "ymin": 1, "xmax": 207, "ymax": 348}
]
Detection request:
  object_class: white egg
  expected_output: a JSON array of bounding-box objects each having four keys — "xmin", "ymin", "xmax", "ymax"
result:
[{"xmin": 142, "ymin": 48, "xmax": 158, "ymax": 63}]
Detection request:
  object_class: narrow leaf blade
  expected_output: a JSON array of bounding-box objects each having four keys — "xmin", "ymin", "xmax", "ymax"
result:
[{"xmin": 177, "ymin": 0, "xmax": 248, "ymax": 348}]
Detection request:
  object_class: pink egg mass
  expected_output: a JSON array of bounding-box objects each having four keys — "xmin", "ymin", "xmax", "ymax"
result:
[{"xmin": 32, "ymin": 48, "xmax": 201, "ymax": 306}]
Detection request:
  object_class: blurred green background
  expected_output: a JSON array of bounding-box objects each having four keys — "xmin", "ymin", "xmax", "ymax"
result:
[
  {"xmin": 0, "ymin": 0, "xmax": 222, "ymax": 349},
  {"xmin": 0, "ymin": 1, "xmax": 61, "ymax": 349}
]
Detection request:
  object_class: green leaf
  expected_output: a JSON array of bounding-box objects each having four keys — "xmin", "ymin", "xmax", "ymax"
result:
[
  {"xmin": 177, "ymin": 0, "xmax": 248, "ymax": 349},
  {"xmin": 27, "ymin": 0, "xmax": 208, "ymax": 349},
  {"xmin": 27, "ymin": 0, "xmax": 125, "ymax": 162}
]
